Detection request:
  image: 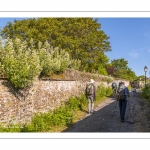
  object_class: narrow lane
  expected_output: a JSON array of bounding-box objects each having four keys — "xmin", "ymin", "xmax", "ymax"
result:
[{"xmin": 64, "ymin": 90, "xmax": 150, "ymax": 132}]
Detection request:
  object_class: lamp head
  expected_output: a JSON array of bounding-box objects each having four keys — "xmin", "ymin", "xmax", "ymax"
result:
[{"xmin": 144, "ymin": 66, "xmax": 148, "ymax": 72}]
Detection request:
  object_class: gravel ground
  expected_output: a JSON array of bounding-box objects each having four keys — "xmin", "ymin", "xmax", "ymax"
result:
[{"xmin": 63, "ymin": 90, "xmax": 150, "ymax": 132}]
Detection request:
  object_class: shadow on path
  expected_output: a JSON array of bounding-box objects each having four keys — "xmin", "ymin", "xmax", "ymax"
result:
[{"xmin": 63, "ymin": 90, "xmax": 150, "ymax": 132}]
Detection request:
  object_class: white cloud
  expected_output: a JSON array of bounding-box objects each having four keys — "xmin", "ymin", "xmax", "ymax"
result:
[{"xmin": 128, "ymin": 50, "xmax": 140, "ymax": 58}]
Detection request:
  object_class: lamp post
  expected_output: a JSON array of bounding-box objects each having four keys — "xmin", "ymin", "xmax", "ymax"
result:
[
  {"xmin": 144, "ymin": 66, "xmax": 148, "ymax": 86},
  {"xmin": 149, "ymin": 71, "xmax": 150, "ymax": 83}
]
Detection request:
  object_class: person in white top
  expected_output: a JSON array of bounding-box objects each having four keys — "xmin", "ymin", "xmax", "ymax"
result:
[{"xmin": 132, "ymin": 86, "xmax": 136, "ymax": 96}]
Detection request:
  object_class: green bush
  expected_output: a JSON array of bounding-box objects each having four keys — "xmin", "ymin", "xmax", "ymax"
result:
[
  {"xmin": 1, "ymin": 38, "xmax": 41, "ymax": 88},
  {"xmin": 20, "ymin": 113, "xmax": 53, "ymax": 132},
  {"xmin": 0, "ymin": 123, "xmax": 21, "ymax": 132},
  {"xmin": 128, "ymin": 85, "xmax": 132, "ymax": 91},
  {"xmin": 66, "ymin": 96, "xmax": 81, "ymax": 111},
  {"xmin": 0, "ymin": 38, "xmax": 81, "ymax": 88},
  {"xmin": 51, "ymin": 106, "xmax": 73, "ymax": 126},
  {"xmin": 97, "ymin": 65, "xmax": 108, "ymax": 76},
  {"xmin": 96, "ymin": 83, "xmax": 106, "ymax": 100},
  {"xmin": 106, "ymin": 86, "xmax": 113, "ymax": 96},
  {"xmin": 38, "ymin": 40, "xmax": 81, "ymax": 76},
  {"xmin": 142, "ymin": 84, "xmax": 150, "ymax": 99}
]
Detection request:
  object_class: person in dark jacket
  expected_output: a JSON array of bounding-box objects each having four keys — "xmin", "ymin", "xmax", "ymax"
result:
[
  {"xmin": 111, "ymin": 81, "xmax": 118, "ymax": 99},
  {"xmin": 116, "ymin": 82, "xmax": 130, "ymax": 122},
  {"xmin": 85, "ymin": 79, "xmax": 96, "ymax": 114}
]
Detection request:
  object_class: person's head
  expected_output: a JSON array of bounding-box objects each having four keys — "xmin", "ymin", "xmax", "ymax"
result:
[
  {"xmin": 90, "ymin": 79, "xmax": 95, "ymax": 84},
  {"xmin": 119, "ymin": 81, "xmax": 124, "ymax": 87},
  {"xmin": 119, "ymin": 82, "xmax": 121, "ymax": 87}
]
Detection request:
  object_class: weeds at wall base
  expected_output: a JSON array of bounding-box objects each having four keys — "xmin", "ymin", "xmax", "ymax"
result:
[{"xmin": 0, "ymin": 84, "xmax": 112, "ymax": 132}]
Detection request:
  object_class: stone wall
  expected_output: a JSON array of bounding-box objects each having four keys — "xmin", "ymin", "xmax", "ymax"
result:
[
  {"xmin": 114, "ymin": 79, "xmax": 130, "ymax": 87},
  {"xmin": 0, "ymin": 69, "xmax": 129, "ymax": 126}
]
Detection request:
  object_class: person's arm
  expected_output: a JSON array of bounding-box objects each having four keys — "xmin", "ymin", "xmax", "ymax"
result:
[
  {"xmin": 116, "ymin": 88, "xmax": 119, "ymax": 94},
  {"xmin": 128, "ymin": 88, "xmax": 130, "ymax": 97},
  {"xmin": 116, "ymin": 88, "xmax": 119, "ymax": 100},
  {"xmin": 93, "ymin": 85, "xmax": 96, "ymax": 100},
  {"xmin": 85, "ymin": 85, "xmax": 87, "ymax": 98},
  {"xmin": 125, "ymin": 87, "xmax": 129, "ymax": 99},
  {"xmin": 127, "ymin": 88, "xmax": 130, "ymax": 97}
]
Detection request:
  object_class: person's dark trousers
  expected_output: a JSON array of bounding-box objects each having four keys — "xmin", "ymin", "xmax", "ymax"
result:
[{"xmin": 119, "ymin": 100, "xmax": 127, "ymax": 121}]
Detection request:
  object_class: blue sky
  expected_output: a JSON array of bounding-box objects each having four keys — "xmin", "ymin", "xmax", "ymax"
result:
[
  {"xmin": 0, "ymin": 18, "xmax": 150, "ymax": 77},
  {"xmin": 98, "ymin": 18, "xmax": 150, "ymax": 77}
]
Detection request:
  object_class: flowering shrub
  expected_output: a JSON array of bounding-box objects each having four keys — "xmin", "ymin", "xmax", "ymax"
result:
[
  {"xmin": 0, "ymin": 38, "xmax": 41, "ymax": 88},
  {"xmin": 0, "ymin": 37, "xmax": 81, "ymax": 88},
  {"xmin": 38, "ymin": 41, "xmax": 81, "ymax": 76}
]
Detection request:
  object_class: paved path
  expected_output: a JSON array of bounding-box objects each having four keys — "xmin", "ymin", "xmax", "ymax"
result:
[{"xmin": 63, "ymin": 90, "xmax": 150, "ymax": 132}]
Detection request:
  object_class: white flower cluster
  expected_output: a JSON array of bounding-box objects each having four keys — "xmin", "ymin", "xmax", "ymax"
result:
[
  {"xmin": 0, "ymin": 38, "xmax": 81, "ymax": 88},
  {"xmin": 38, "ymin": 40, "xmax": 81, "ymax": 76},
  {"xmin": 0, "ymin": 37, "xmax": 41, "ymax": 88}
]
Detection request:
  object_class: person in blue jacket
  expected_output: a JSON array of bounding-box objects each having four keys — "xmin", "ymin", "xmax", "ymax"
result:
[{"xmin": 116, "ymin": 82, "xmax": 130, "ymax": 122}]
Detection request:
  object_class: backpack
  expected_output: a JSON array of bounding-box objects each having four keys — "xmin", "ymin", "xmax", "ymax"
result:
[
  {"xmin": 112, "ymin": 82, "xmax": 117, "ymax": 88},
  {"xmin": 86, "ymin": 83, "xmax": 94, "ymax": 95},
  {"xmin": 118, "ymin": 87, "xmax": 126, "ymax": 100}
]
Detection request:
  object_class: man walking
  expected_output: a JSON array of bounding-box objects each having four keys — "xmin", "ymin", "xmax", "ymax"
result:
[
  {"xmin": 85, "ymin": 79, "xmax": 96, "ymax": 114},
  {"xmin": 111, "ymin": 81, "xmax": 117, "ymax": 98},
  {"xmin": 117, "ymin": 82, "xmax": 130, "ymax": 122}
]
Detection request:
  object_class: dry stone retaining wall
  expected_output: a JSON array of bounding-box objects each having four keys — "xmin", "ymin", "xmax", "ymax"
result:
[{"xmin": 0, "ymin": 69, "xmax": 129, "ymax": 126}]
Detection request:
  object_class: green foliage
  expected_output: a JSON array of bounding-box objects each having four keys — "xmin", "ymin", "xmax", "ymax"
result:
[
  {"xmin": 1, "ymin": 18, "xmax": 111, "ymax": 74},
  {"xmin": 0, "ymin": 37, "xmax": 81, "ymax": 88},
  {"xmin": 38, "ymin": 41, "xmax": 81, "ymax": 76},
  {"xmin": 102, "ymin": 77, "xmax": 113, "ymax": 84},
  {"xmin": 66, "ymin": 97, "xmax": 81, "ymax": 111},
  {"xmin": 37, "ymin": 40, "xmax": 81, "ymax": 77},
  {"xmin": 142, "ymin": 84, "xmax": 150, "ymax": 99},
  {"xmin": 69, "ymin": 59, "xmax": 81, "ymax": 71},
  {"xmin": 96, "ymin": 84, "xmax": 106, "ymax": 100},
  {"xmin": 0, "ymin": 123, "xmax": 21, "ymax": 132},
  {"xmin": 109, "ymin": 58, "xmax": 137, "ymax": 81},
  {"xmin": 97, "ymin": 64, "xmax": 108, "ymax": 76},
  {"xmin": 106, "ymin": 86, "xmax": 113, "ymax": 96},
  {"xmin": 0, "ymin": 38, "xmax": 41, "ymax": 88},
  {"xmin": 128, "ymin": 85, "xmax": 132, "ymax": 91},
  {"xmin": 114, "ymin": 69, "xmax": 137, "ymax": 81},
  {"xmin": 111, "ymin": 58, "xmax": 128, "ymax": 70},
  {"xmin": 137, "ymin": 75, "xmax": 145, "ymax": 81},
  {"xmin": 113, "ymin": 69, "xmax": 128, "ymax": 79},
  {"xmin": 20, "ymin": 113, "xmax": 53, "ymax": 132},
  {"xmin": 50, "ymin": 105, "xmax": 73, "ymax": 126}
]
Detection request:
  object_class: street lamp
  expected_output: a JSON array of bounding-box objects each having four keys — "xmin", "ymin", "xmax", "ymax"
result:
[
  {"xmin": 149, "ymin": 71, "xmax": 150, "ymax": 83},
  {"xmin": 144, "ymin": 66, "xmax": 148, "ymax": 86}
]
